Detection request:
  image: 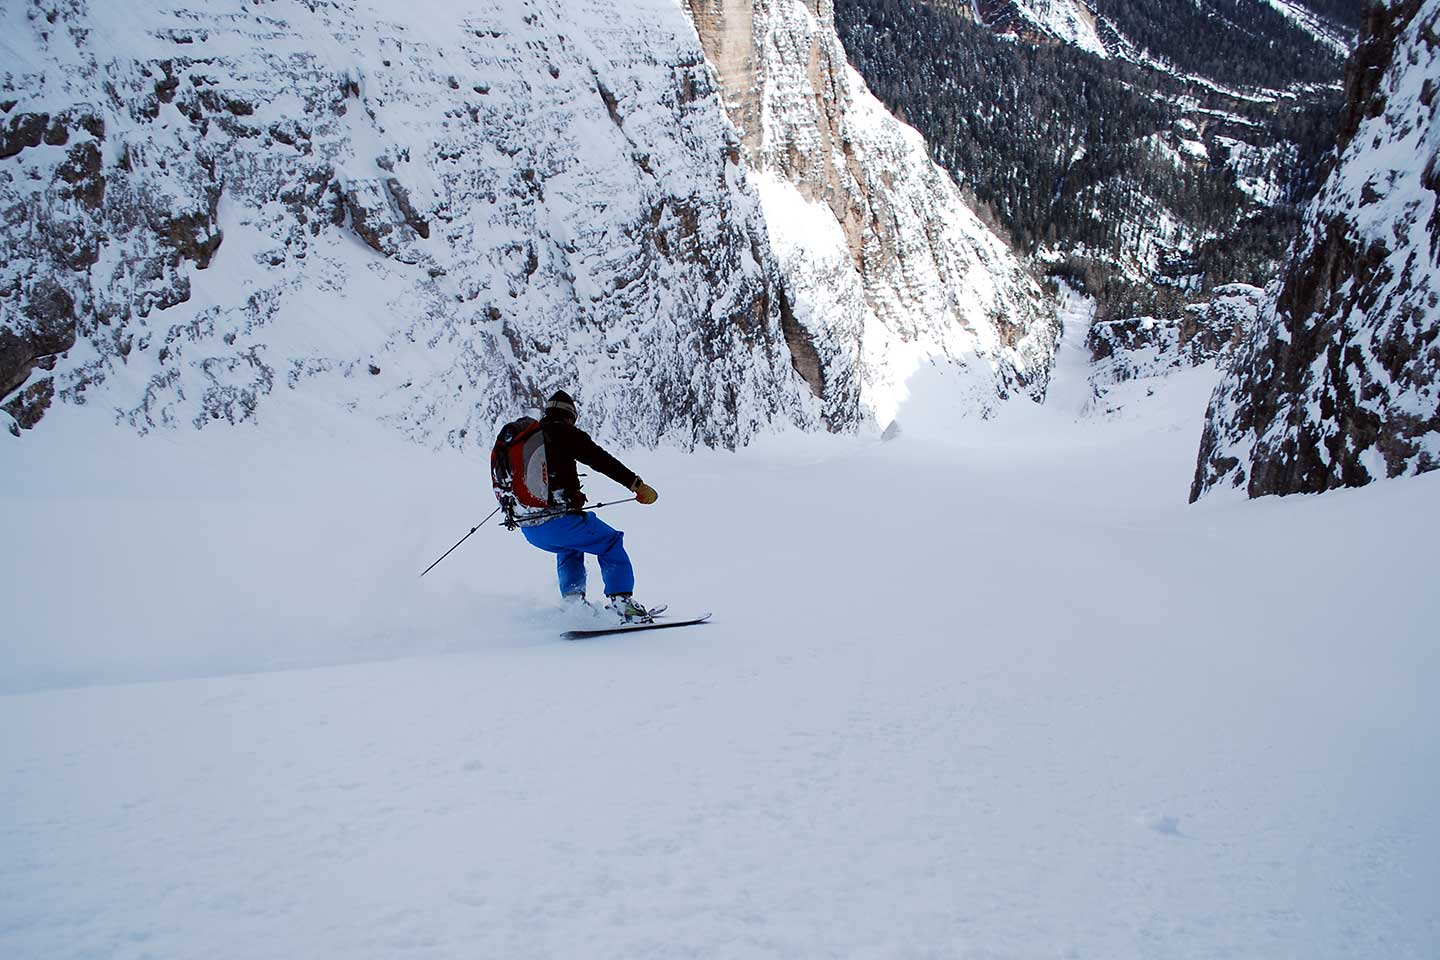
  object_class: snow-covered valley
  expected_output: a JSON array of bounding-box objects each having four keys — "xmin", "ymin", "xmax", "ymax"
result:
[
  {"xmin": 4, "ymin": 0, "xmax": 1438, "ymax": 955},
  {"xmin": 4, "ymin": 351, "xmax": 1437, "ymax": 957}
]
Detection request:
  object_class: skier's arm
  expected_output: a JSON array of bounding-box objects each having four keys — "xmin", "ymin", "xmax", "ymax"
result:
[{"xmin": 567, "ymin": 427, "xmax": 639, "ymax": 491}]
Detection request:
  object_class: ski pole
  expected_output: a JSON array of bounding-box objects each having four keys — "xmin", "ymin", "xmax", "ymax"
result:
[
  {"xmin": 578, "ymin": 495, "xmax": 638, "ymax": 512},
  {"xmin": 419, "ymin": 505, "xmax": 503, "ymax": 577},
  {"xmin": 518, "ymin": 496, "xmax": 638, "ymax": 525}
]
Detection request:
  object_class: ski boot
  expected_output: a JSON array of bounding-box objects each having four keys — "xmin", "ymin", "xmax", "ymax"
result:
[{"xmin": 605, "ymin": 593, "xmax": 654, "ymax": 624}]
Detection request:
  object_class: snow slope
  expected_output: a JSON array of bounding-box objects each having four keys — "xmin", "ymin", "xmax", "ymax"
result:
[{"xmin": 4, "ymin": 365, "xmax": 1438, "ymax": 956}]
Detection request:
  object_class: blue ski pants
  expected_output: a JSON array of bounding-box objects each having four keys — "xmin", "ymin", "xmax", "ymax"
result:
[{"xmin": 521, "ymin": 512, "xmax": 634, "ymax": 598}]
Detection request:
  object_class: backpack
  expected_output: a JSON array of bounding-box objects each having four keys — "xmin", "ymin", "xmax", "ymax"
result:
[{"xmin": 491, "ymin": 417, "xmax": 550, "ymax": 525}]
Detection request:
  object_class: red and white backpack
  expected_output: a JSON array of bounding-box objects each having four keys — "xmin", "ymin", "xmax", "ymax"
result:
[{"xmin": 491, "ymin": 417, "xmax": 550, "ymax": 525}]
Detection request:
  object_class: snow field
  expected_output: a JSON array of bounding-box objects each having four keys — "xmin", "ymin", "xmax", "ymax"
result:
[{"xmin": 2, "ymin": 376, "xmax": 1439, "ymax": 957}]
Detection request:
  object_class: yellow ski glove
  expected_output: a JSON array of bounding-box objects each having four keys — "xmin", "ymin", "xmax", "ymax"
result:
[{"xmin": 631, "ymin": 477, "xmax": 658, "ymax": 504}]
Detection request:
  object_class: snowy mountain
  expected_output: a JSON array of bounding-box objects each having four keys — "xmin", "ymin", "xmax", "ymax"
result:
[
  {"xmin": 0, "ymin": 0, "xmax": 831, "ymax": 448},
  {"xmin": 4, "ymin": 6, "xmax": 1437, "ymax": 954},
  {"xmin": 690, "ymin": 0, "xmax": 1056, "ymax": 428},
  {"xmin": 836, "ymin": 0, "xmax": 1348, "ymax": 343},
  {"xmin": 1192, "ymin": 0, "xmax": 1440, "ymax": 500},
  {"xmin": 1, "ymin": 0, "xmax": 1052, "ymax": 447}
]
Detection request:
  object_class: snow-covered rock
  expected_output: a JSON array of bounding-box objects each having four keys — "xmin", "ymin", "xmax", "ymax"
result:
[
  {"xmin": 688, "ymin": 0, "xmax": 1057, "ymax": 428},
  {"xmin": 1191, "ymin": 0, "xmax": 1440, "ymax": 500},
  {"xmin": 973, "ymin": 0, "xmax": 1108, "ymax": 58},
  {"xmin": 2, "ymin": 0, "xmax": 1058, "ymax": 448},
  {"xmin": 1089, "ymin": 284, "xmax": 1263, "ymax": 388},
  {"xmin": 0, "ymin": 0, "xmax": 822, "ymax": 448}
]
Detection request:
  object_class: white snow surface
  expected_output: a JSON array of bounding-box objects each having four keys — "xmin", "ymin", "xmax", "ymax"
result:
[
  {"xmin": 4, "ymin": 365, "xmax": 1439, "ymax": 956},
  {"xmin": 1036, "ymin": 279, "xmax": 1098, "ymax": 419}
]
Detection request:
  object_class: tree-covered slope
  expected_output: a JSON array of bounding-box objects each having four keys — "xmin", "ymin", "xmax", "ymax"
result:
[{"xmin": 836, "ymin": 0, "xmax": 1344, "ymax": 319}]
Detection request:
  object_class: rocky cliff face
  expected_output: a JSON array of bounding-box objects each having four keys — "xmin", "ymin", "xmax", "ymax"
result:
[
  {"xmin": 687, "ymin": 0, "xmax": 1056, "ymax": 428},
  {"xmin": 0, "ymin": 0, "xmax": 820, "ymax": 447},
  {"xmin": 1089, "ymin": 284, "xmax": 1263, "ymax": 392},
  {"xmin": 1191, "ymin": 0, "xmax": 1440, "ymax": 500}
]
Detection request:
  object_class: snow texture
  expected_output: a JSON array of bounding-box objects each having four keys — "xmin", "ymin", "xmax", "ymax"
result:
[
  {"xmin": 1193, "ymin": 0, "xmax": 1440, "ymax": 499},
  {"xmin": 3, "ymin": 346, "xmax": 1438, "ymax": 958}
]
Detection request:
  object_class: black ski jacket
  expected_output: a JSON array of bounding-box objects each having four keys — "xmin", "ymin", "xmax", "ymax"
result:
[{"xmin": 541, "ymin": 415, "xmax": 637, "ymax": 508}]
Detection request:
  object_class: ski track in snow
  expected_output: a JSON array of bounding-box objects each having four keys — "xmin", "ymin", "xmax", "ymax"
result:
[{"xmin": 2, "ymin": 378, "xmax": 1439, "ymax": 958}]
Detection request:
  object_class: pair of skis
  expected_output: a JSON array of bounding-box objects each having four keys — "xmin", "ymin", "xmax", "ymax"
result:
[{"xmin": 561, "ymin": 609, "xmax": 712, "ymax": 640}]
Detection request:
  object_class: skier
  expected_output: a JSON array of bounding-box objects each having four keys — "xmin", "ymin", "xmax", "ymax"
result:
[{"xmin": 517, "ymin": 390, "xmax": 660, "ymax": 622}]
